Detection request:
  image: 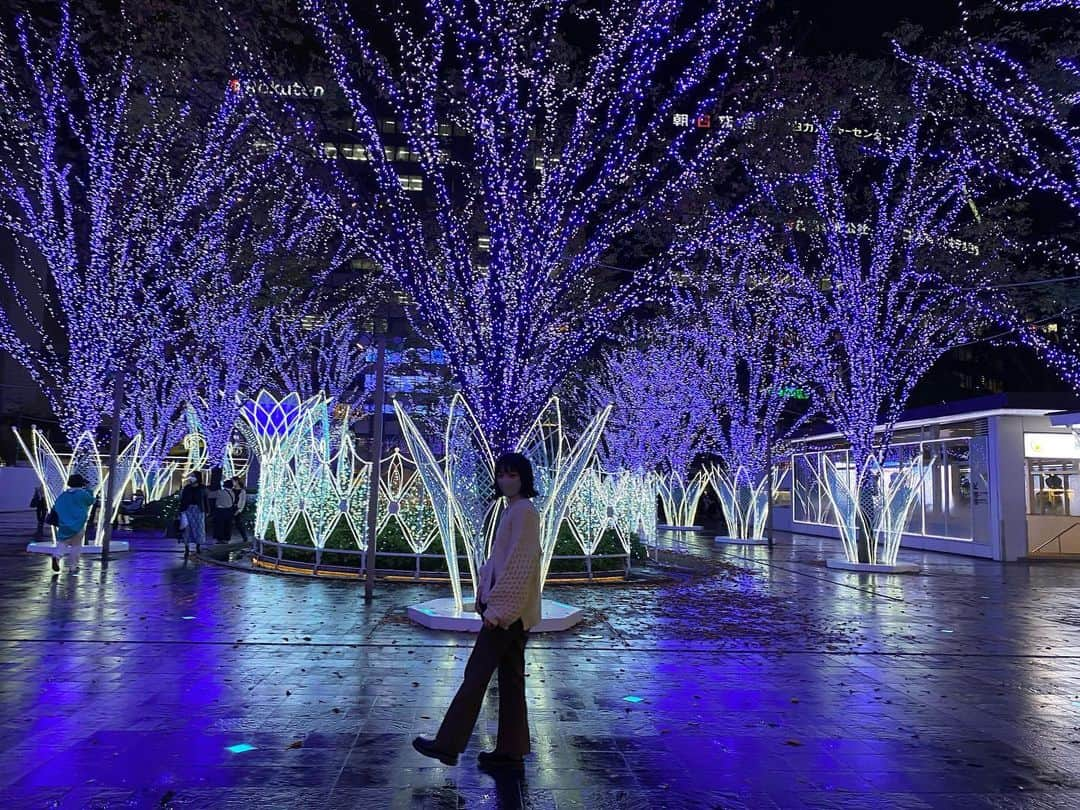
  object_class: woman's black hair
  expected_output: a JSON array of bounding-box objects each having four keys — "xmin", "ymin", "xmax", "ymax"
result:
[{"xmin": 493, "ymin": 452, "xmax": 539, "ymax": 499}]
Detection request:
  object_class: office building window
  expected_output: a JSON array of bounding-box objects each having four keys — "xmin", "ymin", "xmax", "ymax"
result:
[{"xmin": 398, "ymin": 175, "xmax": 423, "ymax": 192}]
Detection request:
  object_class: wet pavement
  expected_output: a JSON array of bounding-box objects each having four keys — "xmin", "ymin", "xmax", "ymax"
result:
[{"xmin": 1, "ymin": 513, "xmax": 1080, "ymax": 809}]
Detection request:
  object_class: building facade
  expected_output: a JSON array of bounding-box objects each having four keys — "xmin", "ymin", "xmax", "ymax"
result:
[{"xmin": 773, "ymin": 394, "xmax": 1080, "ymax": 561}]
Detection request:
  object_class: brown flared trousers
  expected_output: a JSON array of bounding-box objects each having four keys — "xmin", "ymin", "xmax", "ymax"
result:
[{"xmin": 435, "ymin": 619, "xmax": 530, "ymax": 756}]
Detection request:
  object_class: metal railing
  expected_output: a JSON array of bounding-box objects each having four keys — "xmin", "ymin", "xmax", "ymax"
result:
[{"xmin": 1031, "ymin": 521, "xmax": 1080, "ymax": 555}]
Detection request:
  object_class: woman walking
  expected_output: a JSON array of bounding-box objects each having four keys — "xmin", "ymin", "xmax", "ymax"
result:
[
  {"xmin": 413, "ymin": 452, "xmax": 542, "ymax": 771},
  {"xmin": 179, "ymin": 472, "xmax": 209, "ymax": 554}
]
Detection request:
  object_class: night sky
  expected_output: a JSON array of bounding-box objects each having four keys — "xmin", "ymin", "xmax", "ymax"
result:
[{"xmin": 780, "ymin": 0, "xmax": 963, "ymax": 55}]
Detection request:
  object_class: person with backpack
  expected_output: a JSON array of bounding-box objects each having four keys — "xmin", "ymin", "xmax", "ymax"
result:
[{"xmin": 49, "ymin": 474, "xmax": 96, "ymax": 574}]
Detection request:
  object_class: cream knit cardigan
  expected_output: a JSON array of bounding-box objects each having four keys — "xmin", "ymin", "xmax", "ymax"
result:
[{"xmin": 478, "ymin": 498, "xmax": 542, "ymax": 630}]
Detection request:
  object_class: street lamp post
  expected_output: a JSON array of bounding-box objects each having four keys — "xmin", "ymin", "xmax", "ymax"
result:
[
  {"xmin": 99, "ymin": 364, "xmax": 125, "ymax": 566},
  {"xmin": 363, "ymin": 323, "xmax": 387, "ymax": 602}
]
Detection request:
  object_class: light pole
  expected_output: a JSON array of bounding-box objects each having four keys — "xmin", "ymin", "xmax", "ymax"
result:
[
  {"xmin": 99, "ymin": 363, "xmax": 125, "ymax": 566},
  {"xmin": 363, "ymin": 320, "xmax": 387, "ymax": 603}
]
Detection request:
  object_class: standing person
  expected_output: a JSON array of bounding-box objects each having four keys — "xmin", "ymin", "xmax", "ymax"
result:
[
  {"xmin": 212, "ymin": 479, "xmax": 236, "ymax": 544},
  {"xmin": 231, "ymin": 476, "xmax": 250, "ymax": 543},
  {"xmin": 413, "ymin": 452, "xmax": 542, "ymax": 772},
  {"xmin": 31, "ymin": 484, "xmax": 46, "ymax": 539},
  {"xmin": 50, "ymin": 474, "xmax": 96, "ymax": 574},
  {"xmin": 179, "ymin": 472, "xmax": 209, "ymax": 553}
]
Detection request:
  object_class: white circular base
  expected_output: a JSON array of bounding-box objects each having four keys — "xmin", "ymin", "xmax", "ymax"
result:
[
  {"xmin": 27, "ymin": 540, "xmax": 130, "ymax": 556},
  {"xmin": 714, "ymin": 536, "xmax": 770, "ymax": 545},
  {"xmin": 407, "ymin": 597, "xmax": 584, "ymax": 633},
  {"xmin": 826, "ymin": 559, "xmax": 919, "ymax": 574},
  {"xmin": 657, "ymin": 524, "xmax": 703, "ymax": 532}
]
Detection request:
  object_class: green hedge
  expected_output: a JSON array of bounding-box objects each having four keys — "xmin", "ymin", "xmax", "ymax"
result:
[{"xmin": 261, "ymin": 516, "xmax": 647, "ymax": 574}]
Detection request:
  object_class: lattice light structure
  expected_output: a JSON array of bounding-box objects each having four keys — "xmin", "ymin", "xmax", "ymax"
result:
[
  {"xmin": 708, "ymin": 465, "xmax": 776, "ymax": 541},
  {"xmin": 377, "ymin": 449, "xmax": 439, "ymax": 554},
  {"xmin": 130, "ymin": 454, "xmax": 179, "ymax": 503},
  {"xmin": 566, "ymin": 464, "xmax": 616, "ymax": 557},
  {"xmin": 566, "ymin": 464, "xmax": 657, "ymax": 556},
  {"xmin": 614, "ymin": 471, "xmax": 660, "ymax": 549},
  {"xmin": 396, "ymin": 393, "xmax": 610, "ymax": 611},
  {"xmin": 657, "ymin": 470, "xmax": 709, "ymax": 529},
  {"xmin": 238, "ymin": 390, "xmax": 371, "ymax": 550},
  {"xmin": 14, "ymin": 427, "xmax": 142, "ymax": 540},
  {"xmin": 816, "ymin": 454, "xmax": 935, "ymax": 566},
  {"xmin": 518, "ymin": 398, "xmax": 612, "ymax": 584}
]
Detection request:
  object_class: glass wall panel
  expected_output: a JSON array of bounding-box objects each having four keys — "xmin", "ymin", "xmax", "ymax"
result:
[
  {"xmin": 1026, "ymin": 459, "xmax": 1080, "ymax": 516},
  {"xmin": 790, "ymin": 437, "xmax": 975, "ymax": 541}
]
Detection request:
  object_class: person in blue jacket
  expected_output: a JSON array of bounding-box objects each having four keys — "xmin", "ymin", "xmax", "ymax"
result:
[{"xmin": 50, "ymin": 474, "xmax": 96, "ymax": 574}]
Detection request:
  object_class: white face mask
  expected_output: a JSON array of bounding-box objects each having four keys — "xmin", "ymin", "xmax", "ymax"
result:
[
  {"xmin": 497, "ymin": 474, "xmax": 522, "ymax": 498},
  {"xmin": 187, "ymin": 476, "xmax": 197, "ymax": 485}
]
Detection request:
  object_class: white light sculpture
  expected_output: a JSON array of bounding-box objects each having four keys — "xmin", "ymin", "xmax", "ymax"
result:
[
  {"xmin": 517, "ymin": 398, "xmax": 612, "ymax": 584},
  {"xmin": 566, "ymin": 464, "xmax": 616, "ymax": 557},
  {"xmin": 817, "ymin": 454, "xmax": 934, "ymax": 567},
  {"xmin": 238, "ymin": 390, "xmax": 372, "ymax": 553},
  {"xmin": 130, "ymin": 447, "xmax": 179, "ymax": 503},
  {"xmin": 708, "ymin": 465, "xmax": 777, "ymax": 541},
  {"xmin": 14, "ymin": 427, "xmax": 142, "ymax": 539},
  {"xmin": 566, "ymin": 464, "xmax": 657, "ymax": 559},
  {"xmin": 611, "ymin": 470, "xmax": 659, "ymax": 549},
  {"xmin": 657, "ymin": 469, "xmax": 708, "ymax": 529},
  {"xmin": 396, "ymin": 393, "xmax": 611, "ymax": 612}
]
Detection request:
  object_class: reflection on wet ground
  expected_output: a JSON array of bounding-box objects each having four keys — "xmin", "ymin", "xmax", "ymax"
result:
[{"xmin": 1, "ymin": 518, "xmax": 1079, "ymax": 808}]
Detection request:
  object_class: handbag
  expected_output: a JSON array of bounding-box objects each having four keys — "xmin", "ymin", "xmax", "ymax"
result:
[
  {"xmin": 179, "ymin": 511, "xmax": 189, "ymax": 531},
  {"xmin": 45, "ymin": 507, "xmax": 59, "ymax": 527}
]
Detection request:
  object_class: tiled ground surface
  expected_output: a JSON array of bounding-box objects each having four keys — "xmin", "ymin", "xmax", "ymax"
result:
[{"xmin": 1, "ymin": 512, "xmax": 1079, "ymax": 808}]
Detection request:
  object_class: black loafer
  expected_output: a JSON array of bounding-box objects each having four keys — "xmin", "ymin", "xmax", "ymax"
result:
[
  {"xmin": 51, "ymin": 556, "xmax": 60, "ymax": 573},
  {"xmin": 412, "ymin": 736, "xmax": 458, "ymax": 766},
  {"xmin": 477, "ymin": 751, "xmax": 525, "ymax": 770}
]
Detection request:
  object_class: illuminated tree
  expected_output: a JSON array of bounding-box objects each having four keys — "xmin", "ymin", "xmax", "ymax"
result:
[
  {"xmin": 770, "ymin": 87, "xmax": 1004, "ymax": 561},
  {"xmin": 300, "ymin": 0, "xmax": 764, "ymax": 451},
  {"xmin": 170, "ymin": 180, "xmax": 353, "ymax": 466},
  {"xmin": 678, "ymin": 210, "xmax": 809, "ymax": 487},
  {"xmin": 0, "ymin": 2, "xmax": 284, "ymax": 444},
  {"xmin": 588, "ymin": 325, "xmax": 711, "ymax": 481},
  {"xmin": 897, "ymin": 2, "xmax": 1080, "ymax": 384},
  {"xmin": 664, "ymin": 209, "xmax": 812, "ymax": 537},
  {"xmin": 267, "ymin": 288, "xmax": 375, "ymax": 407},
  {"xmin": 122, "ymin": 327, "xmax": 188, "ymax": 476}
]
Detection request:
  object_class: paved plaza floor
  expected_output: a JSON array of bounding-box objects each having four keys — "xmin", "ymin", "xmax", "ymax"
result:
[{"xmin": 1, "ymin": 516, "xmax": 1079, "ymax": 808}]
